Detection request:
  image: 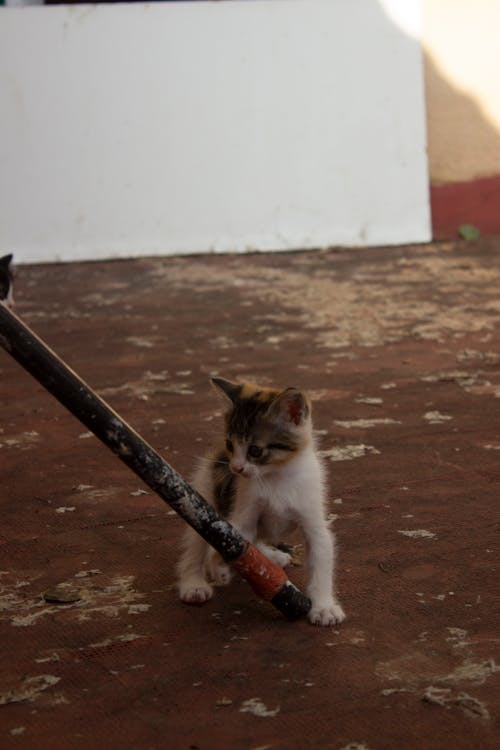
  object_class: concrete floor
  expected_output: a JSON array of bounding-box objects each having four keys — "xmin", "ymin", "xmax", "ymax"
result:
[{"xmin": 1, "ymin": 239, "xmax": 499, "ymax": 749}]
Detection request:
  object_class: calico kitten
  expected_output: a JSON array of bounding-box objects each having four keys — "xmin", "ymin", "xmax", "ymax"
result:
[
  {"xmin": 177, "ymin": 377, "xmax": 345, "ymax": 627},
  {"xmin": 0, "ymin": 254, "xmax": 14, "ymax": 307}
]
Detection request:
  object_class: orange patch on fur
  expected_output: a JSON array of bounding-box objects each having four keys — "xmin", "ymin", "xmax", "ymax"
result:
[{"xmin": 239, "ymin": 382, "xmax": 278, "ymax": 402}]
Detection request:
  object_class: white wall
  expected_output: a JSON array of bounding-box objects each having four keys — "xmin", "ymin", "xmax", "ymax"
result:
[{"xmin": 0, "ymin": 1, "xmax": 430, "ymax": 264}]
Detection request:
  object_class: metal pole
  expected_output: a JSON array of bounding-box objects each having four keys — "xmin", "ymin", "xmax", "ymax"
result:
[{"xmin": 0, "ymin": 302, "xmax": 311, "ymax": 621}]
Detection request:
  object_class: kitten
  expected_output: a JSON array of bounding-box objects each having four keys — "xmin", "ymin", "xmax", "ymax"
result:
[
  {"xmin": 177, "ymin": 377, "xmax": 345, "ymax": 627},
  {"xmin": 0, "ymin": 254, "xmax": 14, "ymax": 307}
]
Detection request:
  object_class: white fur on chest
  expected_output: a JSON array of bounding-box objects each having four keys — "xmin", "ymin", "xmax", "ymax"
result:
[{"xmin": 238, "ymin": 448, "xmax": 324, "ymax": 520}]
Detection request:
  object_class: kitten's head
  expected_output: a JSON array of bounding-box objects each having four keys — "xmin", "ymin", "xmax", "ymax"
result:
[
  {"xmin": 0, "ymin": 254, "xmax": 14, "ymax": 308},
  {"xmin": 212, "ymin": 377, "xmax": 312, "ymax": 478}
]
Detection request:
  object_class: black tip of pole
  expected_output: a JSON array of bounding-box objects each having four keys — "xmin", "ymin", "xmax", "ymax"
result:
[{"xmin": 271, "ymin": 581, "xmax": 312, "ymax": 622}]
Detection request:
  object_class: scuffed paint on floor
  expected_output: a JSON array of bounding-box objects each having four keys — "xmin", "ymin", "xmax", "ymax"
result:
[{"xmin": 1, "ymin": 239, "xmax": 499, "ymax": 749}]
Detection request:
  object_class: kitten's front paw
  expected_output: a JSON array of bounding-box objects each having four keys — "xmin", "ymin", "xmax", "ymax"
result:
[
  {"xmin": 179, "ymin": 579, "xmax": 213, "ymax": 605},
  {"xmin": 256, "ymin": 543, "xmax": 292, "ymax": 568},
  {"xmin": 308, "ymin": 601, "xmax": 346, "ymax": 627},
  {"xmin": 267, "ymin": 548, "xmax": 292, "ymax": 568}
]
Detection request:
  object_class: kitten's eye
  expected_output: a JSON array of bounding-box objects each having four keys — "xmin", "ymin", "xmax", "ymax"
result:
[
  {"xmin": 225, "ymin": 439, "xmax": 234, "ymax": 453},
  {"xmin": 248, "ymin": 444, "xmax": 263, "ymax": 459}
]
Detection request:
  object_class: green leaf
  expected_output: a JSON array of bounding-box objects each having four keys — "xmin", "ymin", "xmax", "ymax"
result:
[{"xmin": 458, "ymin": 224, "xmax": 481, "ymax": 241}]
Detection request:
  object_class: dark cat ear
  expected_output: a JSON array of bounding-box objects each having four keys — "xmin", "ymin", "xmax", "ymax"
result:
[
  {"xmin": 270, "ymin": 388, "xmax": 310, "ymax": 426},
  {"xmin": 211, "ymin": 377, "xmax": 242, "ymax": 404},
  {"xmin": 0, "ymin": 253, "xmax": 14, "ymax": 307}
]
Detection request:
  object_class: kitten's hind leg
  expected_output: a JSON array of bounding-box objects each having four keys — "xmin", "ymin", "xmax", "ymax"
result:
[
  {"xmin": 206, "ymin": 549, "xmax": 233, "ymax": 586},
  {"xmin": 177, "ymin": 527, "xmax": 213, "ymax": 604}
]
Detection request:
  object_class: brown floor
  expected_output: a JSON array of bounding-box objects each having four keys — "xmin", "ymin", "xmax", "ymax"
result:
[{"xmin": 1, "ymin": 240, "xmax": 499, "ymax": 749}]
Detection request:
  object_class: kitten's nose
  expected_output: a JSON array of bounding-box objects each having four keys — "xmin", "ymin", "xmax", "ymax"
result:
[{"xmin": 231, "ymin": 462, "xmax": 246, "ymax": 475}]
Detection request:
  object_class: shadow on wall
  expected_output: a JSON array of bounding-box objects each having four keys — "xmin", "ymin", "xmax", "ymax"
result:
[
  {"xmin": 423, "ymin": 49, "xmax": 500, "ymax": 238},
  {"xmin": 378, "ymin": 0, "xmax": 500, "ymax": 239}
]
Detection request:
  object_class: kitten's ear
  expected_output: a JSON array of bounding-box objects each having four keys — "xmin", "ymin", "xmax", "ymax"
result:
[
  {"xmin": 211, "ymin": 377, "xmax": 242, "ymax": 404},
  {"xmin": 0, "ymin": 254, "xmax": 13, "ymax": 268},
  {"xmin": 270, "ymin": 388, "xmax": 310, "ymax": 426}
]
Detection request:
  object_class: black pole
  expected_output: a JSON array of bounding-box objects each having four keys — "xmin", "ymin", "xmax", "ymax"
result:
[{"xmin": 0, "ymin": 302, "xmax": 311, "ymax": 621}]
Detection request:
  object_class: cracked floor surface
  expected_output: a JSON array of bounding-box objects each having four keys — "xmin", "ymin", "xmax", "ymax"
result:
[{"xmin": 1, "ymin": 239, "xmax": 499, "ymax": 749}]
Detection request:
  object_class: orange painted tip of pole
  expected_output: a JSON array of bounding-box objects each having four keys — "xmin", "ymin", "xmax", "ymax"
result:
[
  {"xmin": 231, "ymin": 543, "xmax": 289, "ymax": 601},
  {"xmin": 232, "ymin": 543, "xmax": 312, "ymax": 621}
]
